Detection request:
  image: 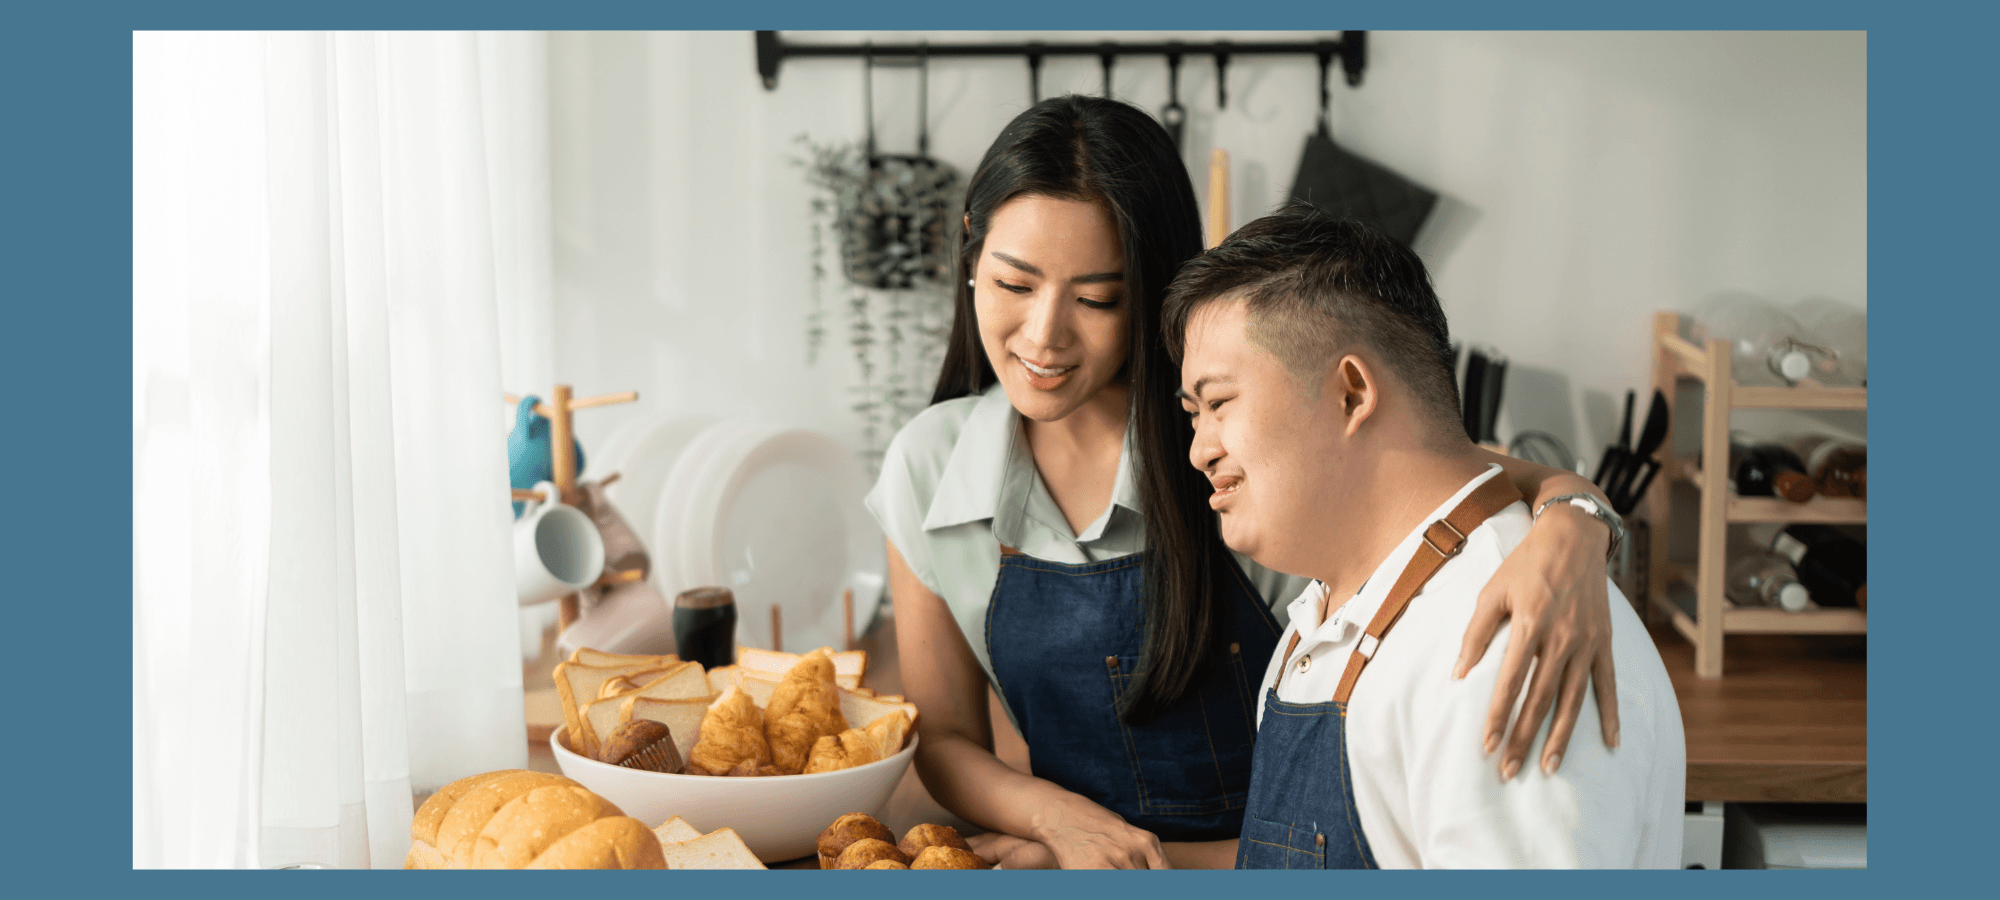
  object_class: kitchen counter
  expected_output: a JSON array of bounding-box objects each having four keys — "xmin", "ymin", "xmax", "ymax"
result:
[
  {"xmin": 522, "ymin": 612, "xmax": 1863, "ymax": 867},
  {"xmin": 1650, "ymin": 623, "xmax": 1866, "ymax": 803}
]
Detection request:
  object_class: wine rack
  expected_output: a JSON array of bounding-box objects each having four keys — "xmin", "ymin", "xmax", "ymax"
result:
[{"xmin": 1645, "ymin": 311, "xmax": 1866, "ymax": 677}]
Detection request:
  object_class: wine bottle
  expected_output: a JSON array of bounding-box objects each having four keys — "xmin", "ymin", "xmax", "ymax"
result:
[
  {"xmin": 1773, "ymin": 525, "xmax": 1865, "ymax": 608},
  {"xmin": 1725, "ymin": 551, "xmax": 1813, "ymax": 612},
  {"xmin": 1728, "ymin": 435, "xmax": 1817, "ymax": 503},
  {"xmin": 1785, "ymin": 435, "xmax": 1867, "ymax": 499}
]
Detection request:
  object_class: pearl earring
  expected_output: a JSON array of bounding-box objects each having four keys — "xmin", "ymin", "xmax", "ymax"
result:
[{"xmin": 967, "ymin": 279, "xmax": 976, "ymax": 288}]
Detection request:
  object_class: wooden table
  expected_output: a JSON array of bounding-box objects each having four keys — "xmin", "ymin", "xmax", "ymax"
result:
[{"xmin": 1651, "ymin": 623, "xmax": 1866, "ymax": 803}]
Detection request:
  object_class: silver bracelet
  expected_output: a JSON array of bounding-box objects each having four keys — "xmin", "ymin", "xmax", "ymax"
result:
[{"xmin": 1533, "ymin": 493, "xmax": 1625, "ymax": 564}]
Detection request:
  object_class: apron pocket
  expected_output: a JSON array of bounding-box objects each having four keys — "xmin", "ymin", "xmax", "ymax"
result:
[
  {"xmin": 1107, "ymin": 653, "xmax": 1256, "ymax": 818},
  {"xmin": 1237, "ymin": 814, "xmax": 1327, "ymax": 870}
]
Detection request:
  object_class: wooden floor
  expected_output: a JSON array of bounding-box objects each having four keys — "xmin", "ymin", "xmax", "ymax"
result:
[{"xmin": 1651, "ymin": 623, "xmax": 1867, "ymax": 803}]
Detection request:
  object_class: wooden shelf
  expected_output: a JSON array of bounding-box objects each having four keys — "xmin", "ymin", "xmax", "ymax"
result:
[
  {"xmin": 1656, "ymin": 331, "xmax": 1866, "ymax": 409},
  {"xmin": 1724, "ymin": 605, "xmax": 1868, "ymax": 634},
  {"xmin": 1674, "ymin": 464, "xmax": 1867, "ymax": 523},
  {"xmin": 1732, "ymin": 385, "xmax": 1867, "ymax": 410},
  {"xmin": 1727, "ymin": 493, "xmax": 1867, "ymax": 524},
  {"xmin": 1653, "ymin": 578, "xmax": 1863, "ymax": 637},
  {"xmin": 1645, "ymin": 311, "xmax": 1867, "ymax": 678}
]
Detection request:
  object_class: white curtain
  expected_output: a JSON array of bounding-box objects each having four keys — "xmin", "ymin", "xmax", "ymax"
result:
[{"xmin": 133, "ymin": 31, "xmax": 554, "ymax": 869}]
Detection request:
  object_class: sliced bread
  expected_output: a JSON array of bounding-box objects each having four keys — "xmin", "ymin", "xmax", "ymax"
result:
[{"xmin": 659, "ymin": 827, "xmax": 766, "ymax": 869}]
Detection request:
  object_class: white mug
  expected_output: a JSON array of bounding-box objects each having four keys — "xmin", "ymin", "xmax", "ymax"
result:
[{"xmin": 514, "ymin": 481, "xmax": 605, "ymax": 606}]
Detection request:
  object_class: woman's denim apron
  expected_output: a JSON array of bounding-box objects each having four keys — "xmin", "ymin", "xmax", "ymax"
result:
[
  {"xmin": 1235, "ymin": 474, "xmax": 1521, "ymax": 868},
  {"xmin": 985, "ymin": 549, "xmax": 1284, "ymax": 841}
]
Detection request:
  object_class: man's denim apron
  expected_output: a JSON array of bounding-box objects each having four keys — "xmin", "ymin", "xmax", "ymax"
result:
[
  {"xmin": 1235, "ymin": 475, "xmax": 1521, "ymax": 868},
  {"xmin": 986, "ymin": 549, "xmax": 1284, "ymax": 841}
]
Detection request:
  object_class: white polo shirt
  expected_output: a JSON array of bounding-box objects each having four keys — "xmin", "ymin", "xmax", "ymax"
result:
[{"xmin": 1254, "ymin": 464, "xmax": 1685, "ymax": 868}]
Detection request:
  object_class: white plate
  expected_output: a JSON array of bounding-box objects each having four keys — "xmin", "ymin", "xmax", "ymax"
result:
[
  {"xmin": 653, "ymin": 422, "xmax": 885, "ymax": 653},
  {"xmin": 591, "ymin": 414, "xmax": 715, "ymax": 553}
]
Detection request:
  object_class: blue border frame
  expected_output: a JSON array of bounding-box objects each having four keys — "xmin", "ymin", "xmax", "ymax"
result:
[{"xmin": 22, "ymin": 0, "xmax": 1990, "ymax": 896}]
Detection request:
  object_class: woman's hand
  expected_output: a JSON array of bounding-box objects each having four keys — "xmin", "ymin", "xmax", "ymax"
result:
[
  {"xmin": 1027, "ymin": 793, "xmax": 1171, "ymax": 869},
  {"xmin": 1454, "ymin": 500, "xmax": 1620, "ymax": 780}
]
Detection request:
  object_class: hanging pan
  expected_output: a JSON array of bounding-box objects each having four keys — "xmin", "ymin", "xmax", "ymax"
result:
[{"xmin": 842, "ymin": 45, "xmax": 962, "ymax": 291}]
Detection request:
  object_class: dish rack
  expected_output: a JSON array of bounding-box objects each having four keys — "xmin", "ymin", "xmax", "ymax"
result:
[{"xmin": 1643, "ymin": 311, "xmax": 1867, "ymax": 678}]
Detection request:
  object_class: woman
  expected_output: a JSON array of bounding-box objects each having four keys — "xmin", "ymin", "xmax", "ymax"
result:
[{"xmin": 865, "ymin": 95, "xmax": 1622, "ymax": 870}]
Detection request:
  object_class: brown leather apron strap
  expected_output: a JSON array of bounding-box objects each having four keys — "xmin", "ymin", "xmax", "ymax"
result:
[
  {"xmin": 1328, "ymin": 474, "xmax": 1523, "ymax": 705},
  {"xmin": 1272, "ymin": 631, "xmax": 1304, "ymax": 692}
]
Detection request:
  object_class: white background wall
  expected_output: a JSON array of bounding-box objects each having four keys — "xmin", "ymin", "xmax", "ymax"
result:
[{"xmin": 544, "ymin": 30, "xmax": 1865, "ymax": 469}]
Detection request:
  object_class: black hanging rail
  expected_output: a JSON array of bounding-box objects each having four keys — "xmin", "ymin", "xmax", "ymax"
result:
[{"xmin": 755, "ymin": 31, "xmax": 1367, "ymax": 108}]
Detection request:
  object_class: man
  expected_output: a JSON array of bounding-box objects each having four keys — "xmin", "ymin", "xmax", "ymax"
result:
[{"xmin": 1162, "ymin": 204, "xmax": 1684, "ymax": 868}]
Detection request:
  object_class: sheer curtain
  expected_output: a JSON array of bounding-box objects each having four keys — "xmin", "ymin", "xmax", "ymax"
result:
[{"xmin": 134, "ymin": 31, "xmax": 554, "ymax": 869}]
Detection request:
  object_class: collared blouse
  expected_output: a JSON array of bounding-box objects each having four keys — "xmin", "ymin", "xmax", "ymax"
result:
[{"xmin": 865, "ymin": 382, "xmax": 1313, "ymax": 726}]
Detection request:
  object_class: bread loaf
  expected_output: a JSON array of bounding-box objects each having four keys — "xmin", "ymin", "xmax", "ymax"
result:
[{"xmin": 404, "ymin": 770, "xmax": 664, "ymax": 869}]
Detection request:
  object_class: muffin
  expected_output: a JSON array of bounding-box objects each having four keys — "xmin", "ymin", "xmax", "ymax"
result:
[
  {"xmin": 898, "ymin": 822, "xmax": 970, "ymax": 859},
  {"xmin": 817, "ymin": 812, "xmax": 897, "ymax": 869},
  {"xmin": 910, "ymin": 845, "xmax": 990, "ymax": 870},
  {"xmin": 836, "ymin": 838, "xmax": 910, "ymax": 870}
]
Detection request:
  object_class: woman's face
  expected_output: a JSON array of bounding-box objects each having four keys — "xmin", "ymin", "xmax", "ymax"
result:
[{"xmin": 973, "ymin": 194, "xmax": 1130, "ymax": 423}]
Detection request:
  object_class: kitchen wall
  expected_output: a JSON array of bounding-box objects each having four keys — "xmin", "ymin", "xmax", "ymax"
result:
[{"xmin": 544, "ymin": 30, "xmax": 1865, "ymax": 469}]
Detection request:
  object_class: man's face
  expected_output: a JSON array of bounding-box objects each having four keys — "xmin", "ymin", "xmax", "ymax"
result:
[{"xmin": 1179, "ymin": 300, "xmax": 1353, "ymax": 574}]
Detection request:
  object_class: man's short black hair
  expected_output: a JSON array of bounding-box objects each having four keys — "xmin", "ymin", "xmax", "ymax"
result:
[{"xmin": 1162, "ymin": 201, "xmax": 1463, "ymax": 444}]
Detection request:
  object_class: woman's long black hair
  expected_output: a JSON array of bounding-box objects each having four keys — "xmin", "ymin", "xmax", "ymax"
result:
[{"xmin": 929, "ymin": 95, "xmax": 1225, "ymax": 726}]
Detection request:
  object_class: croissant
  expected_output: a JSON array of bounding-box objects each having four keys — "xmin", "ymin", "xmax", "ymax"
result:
[
  {"xmin": 765, "ymin": 652, "xmax": 848, "ymax": 774},
  {"xmin": 804, "ymin": 711, "xmax": 912, "ymax": 775},
  {"xmin": 687, "ymin": 685, "xmax": 772, "ymax": 776}
]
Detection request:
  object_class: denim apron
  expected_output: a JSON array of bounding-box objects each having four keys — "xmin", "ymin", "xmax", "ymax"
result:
[
  {"xmin": 986, "ymin": 548, "xmax": 1284, "ymax": 841},
  {"xmin": 1235, "ymin": 475, "xmax": 1521, "ymax": 868}
]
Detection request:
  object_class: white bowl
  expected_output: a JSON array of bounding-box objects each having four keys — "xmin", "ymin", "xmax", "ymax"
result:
[{"xmin": 549, "ymin": 726, "xmax": 918, "ymax": 864}]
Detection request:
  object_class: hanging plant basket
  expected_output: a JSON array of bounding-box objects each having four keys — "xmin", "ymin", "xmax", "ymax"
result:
[{"xmin": 842, "ymin": 153, "xmax": 959, "ymax": 290}]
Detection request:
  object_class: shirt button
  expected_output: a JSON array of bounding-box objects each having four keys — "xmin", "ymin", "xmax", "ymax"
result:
[{"xmin": 1296, "ymin": 654, "xmax": 1312, "ymax": 674}]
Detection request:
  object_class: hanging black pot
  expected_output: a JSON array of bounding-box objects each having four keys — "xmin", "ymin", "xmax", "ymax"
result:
[{"xmin": 841, "ymin": 46, "xmax": 961, "ymax": 291}]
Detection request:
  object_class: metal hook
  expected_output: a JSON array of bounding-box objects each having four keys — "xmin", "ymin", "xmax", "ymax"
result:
[
  {"xmin": 1027, "ymin": 42, "xmax": 1044, "ymax": 103},
  {"xmin": 1213, "ymin": 41, "xmax": 1231, "ymax": 110},
  {"xmin": 1162, "ymin": 45, "xmax": 1187, "ymax": 149},
  {"xmin": 1315, "ymin": 41, "xmax": 1334, "ymax": 137},
  {"xmin": 862, "ymin": 43, "xmax": 875, "ymax": 159},
  {"xmin": 1100, "ymin": 42, "xmax": 1116, "ymax": 97},
  {"xmin": 918, "ymin": 42, "xmax": 931, "ymax": 156}
]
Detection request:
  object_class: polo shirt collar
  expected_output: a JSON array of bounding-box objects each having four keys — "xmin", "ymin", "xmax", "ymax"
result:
[
  {"xmin": 922, "ymin": 383, "xmax": 1020, "ymax": 532},
  {"xmin": 920, "ymin": 382, "xmax": 1146, "ymax": 543},
  {"xmin": 1294, "ymin": 463, "xmax": 1509, "ymax": 641}
]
